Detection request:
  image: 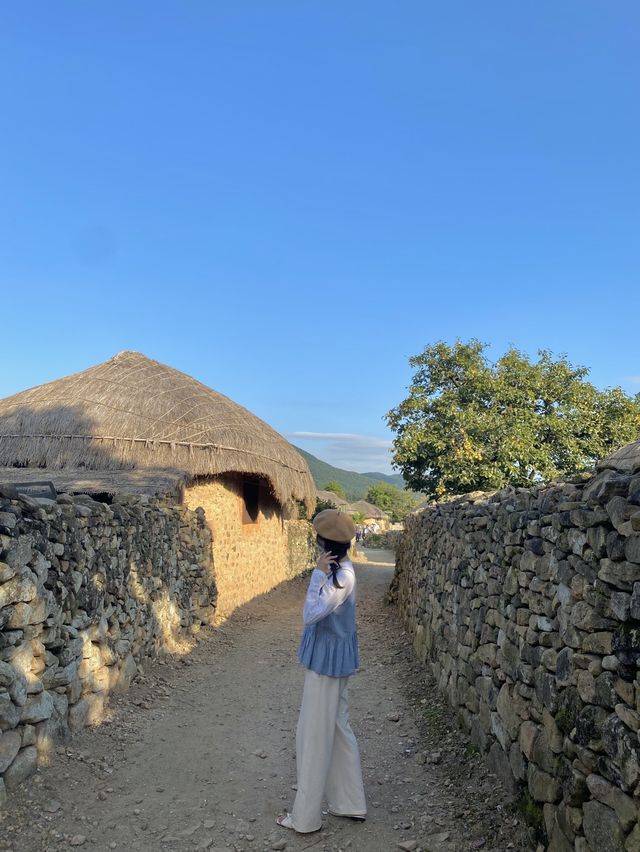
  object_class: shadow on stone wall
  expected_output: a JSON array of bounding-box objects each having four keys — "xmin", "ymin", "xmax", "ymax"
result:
[{"xmin": 0, "ymin": 405, "xmax": 217, "ymax": 801}]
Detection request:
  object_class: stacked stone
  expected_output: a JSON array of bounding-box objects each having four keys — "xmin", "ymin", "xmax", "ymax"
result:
[
  {"xmin": 0, "ymin": 486, "xmax": 216, "ymax": 804},
  {"xmin": 394, "ymin": 459, "xmax": 640, "ymax": 851}
]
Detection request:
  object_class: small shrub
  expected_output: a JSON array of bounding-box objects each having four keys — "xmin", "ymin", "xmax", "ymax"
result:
[
  {"xmin": 313, "ymin": 498, "xmax": 339, "ymax": 517},
  {"xmin": 362, "ymin": 530, "xmax": 402, "ymax": 549},
  {"xmin": 516, "ymin": 793, "xmax": 545, "ymax": 842}
]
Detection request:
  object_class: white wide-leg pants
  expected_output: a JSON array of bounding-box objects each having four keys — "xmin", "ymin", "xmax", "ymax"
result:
[{"xmin": 290, "ymin": 669, "xmax": 367, "ymax": 833}]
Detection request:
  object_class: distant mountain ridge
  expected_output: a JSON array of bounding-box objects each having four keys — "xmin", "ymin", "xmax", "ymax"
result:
[{"xmin": 293, "ymin": 446, "xmax": 404, "ymax": 501}]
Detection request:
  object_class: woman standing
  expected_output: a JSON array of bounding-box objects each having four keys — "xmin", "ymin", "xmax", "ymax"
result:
[{"xmin": 277, "ymin": 509, "xmax": 367, "ymax": 833}]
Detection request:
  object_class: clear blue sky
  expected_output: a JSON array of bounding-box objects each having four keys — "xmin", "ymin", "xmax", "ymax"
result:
[{"xmin": 1, "ymin": 2, "xmax": 638, "ymax": 474}]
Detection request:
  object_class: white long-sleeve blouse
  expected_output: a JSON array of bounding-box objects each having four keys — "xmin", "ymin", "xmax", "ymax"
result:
[{"xmin": 302, "ymin": 561, "xmax": 356, "ymax": 626}]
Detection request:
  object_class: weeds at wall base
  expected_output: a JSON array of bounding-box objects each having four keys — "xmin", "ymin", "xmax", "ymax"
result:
[{"xmin": 515, "ymin": 793, "xmax": 546, "ymax": 844}]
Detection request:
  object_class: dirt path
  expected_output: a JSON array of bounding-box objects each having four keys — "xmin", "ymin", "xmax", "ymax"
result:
[{"xmin": 1, "ymin": 553, "xmax": 535, "ymax": 852}]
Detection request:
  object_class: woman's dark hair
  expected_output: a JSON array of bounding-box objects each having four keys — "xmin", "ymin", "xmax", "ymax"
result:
[{"xmin": 317, "ymin": 535, "xmax": 349, "ymax": 588}]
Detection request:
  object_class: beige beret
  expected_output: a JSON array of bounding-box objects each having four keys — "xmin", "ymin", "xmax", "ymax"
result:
[{"xmin": 312, "ymin": 509, "xmax": 356, "ymax": 543}]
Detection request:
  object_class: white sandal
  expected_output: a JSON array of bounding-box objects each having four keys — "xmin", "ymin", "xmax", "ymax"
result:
[
  {"xmin": 276, "ymin": 813, "xmax": 322, "ymax": 833},
  {"xmin": 325, "ymin": 809, "xmax": 366, "ymax": 822}
]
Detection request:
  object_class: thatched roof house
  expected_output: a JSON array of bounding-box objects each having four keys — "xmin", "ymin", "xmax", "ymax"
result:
[
  {"xmin": 316, "ymin": 489, "xmax": 348, "ymax": 507},
  {"xmin": 0, "ymin": 351, "xmax": 316, "ymax": 618},
  {"xmin": 345, "ymin": 500, "xmax": 389, "ymax": 522},
  {"xmin": 0, "ymin": 350, "xmax": 314, "ymax": 510}
]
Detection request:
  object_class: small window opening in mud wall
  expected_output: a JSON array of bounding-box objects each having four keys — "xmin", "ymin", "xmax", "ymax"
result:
[{"xmin": 242, "ymin": 478, "xmax": 260, "ymax": 524}]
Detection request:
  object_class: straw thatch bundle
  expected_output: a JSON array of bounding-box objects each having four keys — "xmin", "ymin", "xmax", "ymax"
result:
[{"xmin": 0, "ymin": 351, "xmax": 315, "ymax": 511}]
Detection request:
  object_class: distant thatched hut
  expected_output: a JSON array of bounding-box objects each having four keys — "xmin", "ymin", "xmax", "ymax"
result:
[
  {"xmin": 345, "ymin": 499, "xmax": 390, "ymax": 530},
  {"xmin": 316, "ymin": 489, "xmax": 348, "ymax": 508},
  {"xmin": 0, "ymin": 351, "xmax": 316, "ymax": 619}
]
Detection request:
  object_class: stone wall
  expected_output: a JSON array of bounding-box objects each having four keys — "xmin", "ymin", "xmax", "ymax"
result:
[
  {"xmin": 393, "ymin": 462, "xmax": 640, "ymax": 851},
  {"xmin": 184, "ymin": 475, "xmax": 315, "ymax": 620},
  {"xmin": 0, "ymin": 487, "xmax": 215, "ymax": 805}
]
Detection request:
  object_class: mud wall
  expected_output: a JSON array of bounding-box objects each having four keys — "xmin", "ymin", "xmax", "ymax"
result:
[
  {"xmin": 393, "ymin": 462, "xmax": 640, "ymax": 851},
  {"xmin": 0, "ymin": 487, "xmax": 215, "ymax": 805},
  {"xmin": 184, "ymin": 475, "xmax": 315, "ymax": 620}
]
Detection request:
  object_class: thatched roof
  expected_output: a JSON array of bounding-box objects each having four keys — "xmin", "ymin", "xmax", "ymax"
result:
[
  {"xmin": 0, "ymin": 351, "xmax": 315, "ymax": 510},
  {"xmin": 316, "ymin": 489, "xmax": 348, "ymax": 507},
  {"xmin": 345, "ymin": 500, "xmax": 389, "ymax": 519}
]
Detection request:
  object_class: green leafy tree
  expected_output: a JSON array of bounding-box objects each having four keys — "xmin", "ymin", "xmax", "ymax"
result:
[
  {"xmin": 323, "ymin": 480, "xmax": 346, "ymax": 499},
  {"xmin": 387, "ymin": 340, "xmax": 640, "ymax": 499},
  {"xmin": 365, "ymin": 481, "xmax": 419, "ymax": 522}
]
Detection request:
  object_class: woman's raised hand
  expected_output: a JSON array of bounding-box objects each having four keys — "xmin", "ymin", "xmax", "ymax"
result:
[{"xmin": 317, "ymin": 550, "xmax": 336, "ymax": 575}]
